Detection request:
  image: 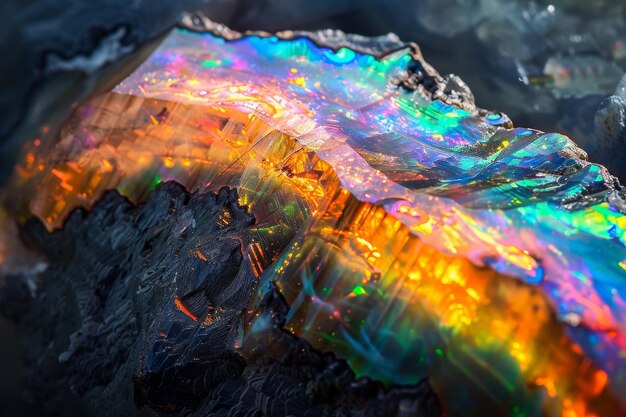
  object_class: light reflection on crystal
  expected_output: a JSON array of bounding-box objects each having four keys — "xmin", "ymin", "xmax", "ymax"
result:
[{"xmin": 5, "ymin": 27, "xmax": 626, "ymax": 417}]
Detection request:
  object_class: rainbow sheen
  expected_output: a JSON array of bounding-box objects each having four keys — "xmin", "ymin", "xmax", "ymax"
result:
[{"xmin": 7, "ymin": 27, "xmax": 626, "ymax": 417}]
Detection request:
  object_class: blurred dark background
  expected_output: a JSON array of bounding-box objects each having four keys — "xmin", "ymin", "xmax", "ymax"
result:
[{"xmin": 1, "ymin": 1, "xmax": 625, "ymax": 413}]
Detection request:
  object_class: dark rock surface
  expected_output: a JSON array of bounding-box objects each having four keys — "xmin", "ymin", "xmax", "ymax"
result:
[{"xmin": 0, "ymin": 182, "xmax": 440, "ymax": 417}]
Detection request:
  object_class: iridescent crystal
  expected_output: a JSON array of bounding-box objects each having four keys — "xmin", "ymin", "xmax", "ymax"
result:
[{"xmin": 5, "ymin": 22, "xmax": 626, "ymax": 417}]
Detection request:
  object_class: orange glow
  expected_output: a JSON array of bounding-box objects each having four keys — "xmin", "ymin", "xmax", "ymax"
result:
[
  {"xmin": 174, "ymin": 297, "xmax": 198, "ymax": 321},
  {"xmin": 195, "ymin": 250, "xmax": 208, "ymax": 262}
]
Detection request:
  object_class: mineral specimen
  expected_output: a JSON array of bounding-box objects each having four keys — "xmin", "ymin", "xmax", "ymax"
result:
[{"xmin": 2, "ymin": 16, "xmax": 626, "ymax": 417}]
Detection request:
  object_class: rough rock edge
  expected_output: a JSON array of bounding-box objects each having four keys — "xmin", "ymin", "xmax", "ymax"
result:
[{"xmin": 180, "ymin": 12, "xmax": 482, "ymax": 115}]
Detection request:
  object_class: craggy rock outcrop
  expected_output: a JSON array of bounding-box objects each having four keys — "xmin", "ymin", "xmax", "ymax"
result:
[{"xmin": 1, "ymin": 182, "xmax": 439, "ymax": 417}]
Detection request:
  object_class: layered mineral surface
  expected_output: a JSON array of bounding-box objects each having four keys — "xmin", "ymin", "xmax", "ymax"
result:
[{"xmin": 5, "ymin": 19, "xmax": 626, "ymax": 417}]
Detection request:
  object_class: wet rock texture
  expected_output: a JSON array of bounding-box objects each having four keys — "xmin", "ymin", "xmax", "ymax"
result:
[{"xmin": 1, "ymin": 182, "xmax": 440, "ymax": 417}]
